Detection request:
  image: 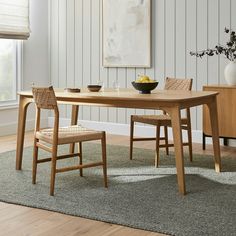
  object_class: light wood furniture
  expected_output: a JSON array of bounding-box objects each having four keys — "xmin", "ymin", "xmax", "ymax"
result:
[
  {"xmin": 16, "ymin": 88, "xmax": 221, "ymax": 195},
  {"xmin": 32, "ymin": 86, "xmax": 107, "ymax": 196},
  {"xmin": 203, "ymin": 84, "xmax": 236, "ymax": 149},
  {"xmin": 130, "ymin": 78, "xmax": 193, "ymax": 167}
]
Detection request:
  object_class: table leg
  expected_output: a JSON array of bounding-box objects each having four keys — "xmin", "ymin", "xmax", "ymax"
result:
[
  {"xmin": 202, "ymin": 132, "xmax": 206, "ymax": 150},
  {"xmin": 16, "ymin": 96, "xmax": 31, "ymax": 170},
  {"xmin": 223, "ymin": 138, "xmax": 228, "ymax": 146},
  {"xmin": 69, "ymin": 105, "xmax": 79, "ymax": 153},
  {"xmin": 167, "ymin": 106, "xmax": 186, "ymax": 195},
  {"xmin": 206, "ymin": 98, "xmax": 221, "ymax": 172}
]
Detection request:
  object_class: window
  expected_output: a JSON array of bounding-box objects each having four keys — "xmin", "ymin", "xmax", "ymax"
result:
[
  {"xmin": 0, "ymin": 39, "xmax": 21, "ymax": 106},
  {"xmin": 0, "ymin": 0, "xmax": 29, "ymax": 107},
  {"xmin": 0, "ymin": 0, "xmax": 30, "ymax": 40}
]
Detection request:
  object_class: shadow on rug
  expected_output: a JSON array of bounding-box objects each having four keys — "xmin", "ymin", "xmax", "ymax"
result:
[{"xmin": 1, "ymin": 143, "xmax": 236, "ymax": 236}]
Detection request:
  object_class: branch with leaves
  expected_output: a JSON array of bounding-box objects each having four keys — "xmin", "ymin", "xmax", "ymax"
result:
[{"xmin": 190, "ymin": 28, "xmax": 236, "ymax": 62}]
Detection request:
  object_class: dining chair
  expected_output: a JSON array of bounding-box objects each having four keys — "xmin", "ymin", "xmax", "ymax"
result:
[
  {"xmin": 32, "ymin": 86, "xmax": 107, "ymax": 196},
  {"xmin": 129, "ymin": 77, "xmax": 193, "ymax": 167}
]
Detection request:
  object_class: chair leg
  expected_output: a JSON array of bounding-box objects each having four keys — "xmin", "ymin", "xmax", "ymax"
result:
[
  {"xmin": 155, "ymin": 125, "xmax": 161, "ymax": 168},
  {"xmin": 78, "ymin": 142, "xmax": 83, "ymax": 177},
  {"xmin": 202, "ymin": 132, "xmax": 206, "ymax": 150},
  {"xmin": 186, "ymin": 109, "xmax": 193, "ymax": 162},
  {"xmin": 129, "ymin": 116, "xmax": 134, "ymax": 160},
  {"xmin": 187, "ymin": 125, "xmax": 193, "ymax": 162},
  {"xmin": 101, "ymin": 132, "xmax": 108, "ymax": 188},
  {"xmin": 50, "ymin": 146, "xmax": 58, "ymax": 196},
  {"xmin": 32, "ymin": 139, "xmax": 39, "ymax": 184},
  {"xmin": 164, "ymin": 125, "xmax": 169, "ymax": 155}
]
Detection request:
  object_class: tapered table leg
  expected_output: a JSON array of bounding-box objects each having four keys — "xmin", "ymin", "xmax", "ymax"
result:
[
  {"xmin": 206, "ymin": 97, "xmax": 221, "ymax": 172},
  {"xmin": 16, "ymin": 95, "xmax": 31, "ymax": 170},
  {"xmin": 167, "ymin": 106, "xmax": 186, "ymax": 195},
  {"xmin": 69, "ymin": 105, "xmax": 79, "ymax": 153}
]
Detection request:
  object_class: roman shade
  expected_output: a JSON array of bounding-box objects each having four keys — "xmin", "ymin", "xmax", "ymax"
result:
[{"xmin": 0, "ymin": 0, "xmax": 30, "ymax": 40}]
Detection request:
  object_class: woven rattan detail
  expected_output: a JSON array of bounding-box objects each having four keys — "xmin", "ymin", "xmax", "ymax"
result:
[
  {"xmin": 132, "ymin": 115, "xmax": 188, "ymax": 125},
  {"xmin": 36, "ymin": 125, "xmax": 103, "ymax": 145},
  {"xmin": 164, "ymin": 77, "xmax": 193, "ymax": 91},
  {"xmin": 32, "ymin": 86, "xmax": 57, "ymax": 109}
]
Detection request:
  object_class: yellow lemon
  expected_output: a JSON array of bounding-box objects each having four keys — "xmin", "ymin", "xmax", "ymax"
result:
[{"xmin": 136, "ymin": 75, "xmax": 150, "ymax": 83}]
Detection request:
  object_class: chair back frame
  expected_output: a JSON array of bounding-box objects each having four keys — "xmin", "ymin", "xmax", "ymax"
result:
[
  {"xmin": 164, "ymin": 77, "xmax": 193, "ymax": 118},
  {"xmin": 32, "ymin": 86, "xmax": 59, "ymax": 146},
  {"xmin": 164, "ymin": 77, "xmax": 193, "ymax": 91}
]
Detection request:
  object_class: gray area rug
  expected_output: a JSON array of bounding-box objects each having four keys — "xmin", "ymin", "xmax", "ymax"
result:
[{"xmin": 0, "ymin": 143, "xmax": 236, "ymax": 236}]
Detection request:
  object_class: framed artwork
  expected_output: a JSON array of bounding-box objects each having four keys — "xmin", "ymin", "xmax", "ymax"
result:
[{"xmin": 102, "ymin": 0, "xmax": 151, "ymax": 68}]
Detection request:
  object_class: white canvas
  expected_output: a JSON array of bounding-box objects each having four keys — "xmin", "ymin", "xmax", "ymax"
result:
[{"xmin": 103, "ymin": 0, "xmax": 151, "ymax": 67}]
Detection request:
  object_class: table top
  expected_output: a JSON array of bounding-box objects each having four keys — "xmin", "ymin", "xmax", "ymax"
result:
[
  {"xmin": 18, "ymin": 88, "xmax": 218, "ymax": 103},
  {"xmin": 18, "ymin": 88, "xmax": 218, "ymax": 110}
]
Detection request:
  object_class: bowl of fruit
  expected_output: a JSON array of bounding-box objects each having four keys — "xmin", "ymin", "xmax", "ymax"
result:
[{"xmin": 132, "ymin": 75, "xmax": 158, "ymax": 94}]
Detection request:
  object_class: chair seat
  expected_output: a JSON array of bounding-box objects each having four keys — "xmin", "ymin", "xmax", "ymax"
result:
[
  {"xmin": 131, "ymin": 114, "xmax": 188, "ymax": 126},
  {"xmin": 36, "ymin": 125, "xmax": 103, "ymax": 145}
]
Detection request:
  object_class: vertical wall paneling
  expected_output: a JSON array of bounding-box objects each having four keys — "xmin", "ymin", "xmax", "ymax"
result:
[
  {"xmin": 154, "ymin": 0, "xmax": 165, "ymax": 116},
  {"xmin": 196, "ymin": 0, "xmax": 208, "ymax": 130},
  {"xmin": 186, "ymin": 0, "xmax": 197, "ymax": 130},
  {"xmin": 74, "ymin": 0, "xmax": 83, "ymax": 120},
  {"xmin": 208, "ymin": 0, "xmax": 219, "ymax": 85},
  {"xmin": 176, "ymin": 0, "xmax": 186, "ymax": 78},
  {"xmin": 232, "ymin": 0, "xmax": 236, "ymax": 30},
  {"xmin": 99, "ymin": 0, "xmax": 108, "ymax": 122},
  {"xmin": 50, "ymin": 0, "xmax": 59, "ymax": 88},
  {"xmin": 144, "ymin": 1, "xmax": 156, "ymax": 115},
  {"xmin": 66, "ymin": 0, "xmax": 75, "ymax": 88},
  {"xmin": 165, "ymin": 0, "xmax": 175, "ymax": 78},
  {"xmin": 155, "ymin": 0, "xmax": 165, "ymax": 87},
  {"xmin": 66, "ymin": 0, "xmax": 75, "ymax": 118},
  {"xmin": 82, "ymin": 0, "xmax": 92, "ymax": 120},
  {"xmin": 176, "ymin": 0, "xmax": 186, "ymax": 120},
  {"xmin": 91, "ymin": 0, "xmax": 100, "ymax": 121},
  {"xmin": 58, "ymin": 0, "xmax": 67, "ymax": 118},
  {"xmin": 219, "ymin": 0, "xmax": 231, "ymax": 84},
  {"xmin": 49, "ymin": 0, "xmax": 233, "ymax": 132},
  {"xmin": 144, "ymin": 0, "xmax": 155, "ymax": 116}
]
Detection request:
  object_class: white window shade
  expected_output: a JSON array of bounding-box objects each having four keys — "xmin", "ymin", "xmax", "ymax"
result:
[{"xmin": 0, "ymin": 0, "xmax": 30, "ymax": 40}]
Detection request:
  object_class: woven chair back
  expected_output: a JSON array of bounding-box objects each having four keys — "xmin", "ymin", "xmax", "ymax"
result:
[
  {"xmin": 164, "ymin": 77, "xmax": 193, "ymax": 91},
  {"xmin": 32, "ymin": 86, "xmax": 57, "ymax": 110}
]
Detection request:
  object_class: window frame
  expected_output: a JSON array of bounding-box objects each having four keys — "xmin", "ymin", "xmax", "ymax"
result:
[{"xmin": 0, "ymin": 40, "xmax": 22, "ymax": 110}]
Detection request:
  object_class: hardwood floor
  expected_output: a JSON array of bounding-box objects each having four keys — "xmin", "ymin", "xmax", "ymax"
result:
[{"xmin": 0, "ymin": 131, "xmax": 235, "ymax": 236}]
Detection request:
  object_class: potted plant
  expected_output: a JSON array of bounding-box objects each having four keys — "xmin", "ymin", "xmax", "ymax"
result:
[{"xmin": 190, "ymin": 28, "xmax": 236, "ymax": 85}]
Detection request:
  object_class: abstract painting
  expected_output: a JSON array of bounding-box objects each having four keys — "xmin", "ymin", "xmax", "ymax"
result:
[{"xmin": 103, "ymin": 0, "xmax": 151, "ymax": 67}]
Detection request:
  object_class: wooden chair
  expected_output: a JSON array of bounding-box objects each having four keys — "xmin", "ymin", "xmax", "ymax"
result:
[
  {"xmin": 130, "ymin": 77, "xmax": 193, "ymax": 167},
  {"xmin": 32, "ymin": 86, "xmax": 107, "ymax": 196}
]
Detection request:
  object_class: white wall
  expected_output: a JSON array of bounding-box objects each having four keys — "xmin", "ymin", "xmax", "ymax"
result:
[
  {"xmin": 1, "ymin": 0, "xmax": 235, "ymax": 138},
  {"xmin": 0, "ymin": 0, "xmax": 49, "ymax": 136},
  {"xmin": 49, "ymin": 0, "xmax": 236, "ymax": 133},
  {"xmin": 23, "ymin": 0, "xmax": 49, "ymax": 89}
]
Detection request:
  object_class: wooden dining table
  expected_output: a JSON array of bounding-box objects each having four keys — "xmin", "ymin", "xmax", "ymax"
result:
[{"xmin": 16, "ymin": 88, "xmax": 221, "ymax": 195}]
